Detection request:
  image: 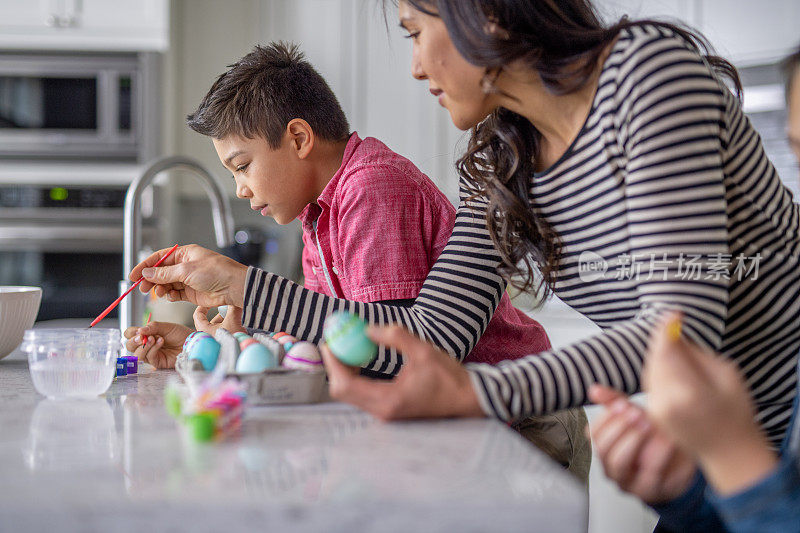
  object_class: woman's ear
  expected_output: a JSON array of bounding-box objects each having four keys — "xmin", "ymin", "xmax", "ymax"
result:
[{"xmin": 286, "ymin": 118, "xmax": 315, "ymax": 159}]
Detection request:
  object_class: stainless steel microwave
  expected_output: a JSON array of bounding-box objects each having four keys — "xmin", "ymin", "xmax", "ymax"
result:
[{"xmin": 0, "ymin": 52, "xmax": 159, "ymax": 161}]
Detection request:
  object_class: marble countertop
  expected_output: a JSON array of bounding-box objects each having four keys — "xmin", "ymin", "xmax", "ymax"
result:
[{"xmin": 0, "ymin": 350, "xmax": 587, "ymax": 532}]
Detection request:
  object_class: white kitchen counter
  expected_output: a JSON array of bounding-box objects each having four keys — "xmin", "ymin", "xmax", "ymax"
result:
[{"xmin": 0, "ymin": 349, "xmax": 587, "ymax": 533}]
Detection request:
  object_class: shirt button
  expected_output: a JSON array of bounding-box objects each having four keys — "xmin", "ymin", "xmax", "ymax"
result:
[{"xmin": 332, "ymin": 266, "xmax": 339, "ymax": 275}]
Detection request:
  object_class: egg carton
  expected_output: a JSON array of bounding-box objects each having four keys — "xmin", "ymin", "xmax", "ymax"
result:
[{"xmin": 175, "ymin": 328, "xmax": 328, "ymax": 405}]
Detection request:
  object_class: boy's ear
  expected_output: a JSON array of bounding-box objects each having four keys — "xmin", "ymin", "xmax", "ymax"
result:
[{"xmin": 286, "ymin": 119, "xmax": 314, "ymax": 160}]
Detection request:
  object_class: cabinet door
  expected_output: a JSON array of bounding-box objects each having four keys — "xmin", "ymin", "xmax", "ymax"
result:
[
  {"xmin": 698, "ymin": 0, "xmax": 800, "ymax": 66},
  {"xmin": 78, "ymin": 0, "xmax": 168, "ymax": 51},
  {"xmin": 0, "ymin": 0, "xmax": 168, "ymax": 51}
]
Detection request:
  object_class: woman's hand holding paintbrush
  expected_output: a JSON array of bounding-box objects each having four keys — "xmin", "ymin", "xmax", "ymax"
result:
[
  {"xmin": 129, "ymin": 244, "xmax": 248, "ymax": 308},
  {"xmin": 90, "ymin": 243, "xmax": 180, "ymax": 328}
]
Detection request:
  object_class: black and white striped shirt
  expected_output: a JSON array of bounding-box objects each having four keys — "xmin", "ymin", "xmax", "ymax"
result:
[{"xmin": 243, "ymin": 25, "xmax": 800, "ymax": 446}]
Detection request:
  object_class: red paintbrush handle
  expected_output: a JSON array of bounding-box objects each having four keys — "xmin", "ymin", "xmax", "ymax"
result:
[
  {"xmin": 89, "ymin": 244, "xmax": 180, "ymax": 328},
  {"xmin": 89, "ymin": 278, "xmax": 143, "ymax": 327}
]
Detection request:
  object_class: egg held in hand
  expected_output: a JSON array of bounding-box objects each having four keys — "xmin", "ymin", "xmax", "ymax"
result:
[{"xmin": 322, "ymin": 311, "xmax": 377, "ymax": 367}]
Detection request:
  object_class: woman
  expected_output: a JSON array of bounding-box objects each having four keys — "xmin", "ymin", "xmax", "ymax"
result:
[{"xmin": 133, "ymin": 0, "xmax": 800, "ymax": 447}]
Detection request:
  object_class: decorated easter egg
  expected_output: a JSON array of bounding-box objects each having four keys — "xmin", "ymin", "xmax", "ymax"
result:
[
  {"xmin": 233, "ymin": 332, "xmax": 251, "ymax": 341},
  {"xmin": 323, "ymin": 311, "xmax": 377, "ymax": 367},
  {"xmin": 187, "ymin": 335, "xmax": 221, "ymax": 371},
  {"xmin": 185, "ymin": 331, "xmax": 213, "ymax": 354},
  {"xmin": 182, "ymin": 331, "xmax": 201, "ymax": 353},
  {"xmin": 235, "ymin": 343, "xmax": 278, "ymax": 373},
  {"xmin": 239, "ymin": 338, "xmax": 259, "ymax": 350},
  {"xmin": 282, "ymin": 341, "xmax": 323, "ymax": 371},
  {"xmin": 276, "ymin": 334, "xmax": 298, "ymax": 346}
]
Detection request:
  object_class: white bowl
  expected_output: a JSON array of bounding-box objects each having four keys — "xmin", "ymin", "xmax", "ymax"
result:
[{"xmin": 0, "ymin": 286, "xmax": 42, "ymax": 360}]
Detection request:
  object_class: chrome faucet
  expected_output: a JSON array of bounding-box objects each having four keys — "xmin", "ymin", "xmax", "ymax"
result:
[{"xmin": 120, "ymin": 156, "xmax": 234, "ymax": 334}]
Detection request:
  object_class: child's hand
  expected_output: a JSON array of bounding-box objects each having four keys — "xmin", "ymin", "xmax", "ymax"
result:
[
  {"xmin": 589, "ymin": 385, "xmax": 697, "ymax": 504},
  {"xmin": 193, "ymin": 305, "xmax": 246, "ymax": 336},
  {"xmin": 642, "ymin": 312, "xmax": 778, "ymax": 495},
  {"xmin": 123, "ymin": 321, "xmax": 192, "ymax": 369}
]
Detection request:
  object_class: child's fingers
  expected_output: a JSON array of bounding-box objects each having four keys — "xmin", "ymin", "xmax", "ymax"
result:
[
  {"xmin": 139, "ymin": 336, "xmax": 164, "ymax": 367},
  {"xmin": 592, "ymin": 401, "xmax": 644, "ymax": 458},
  {"xmin": 602, "ymin": 416, "xmax": 652, "ymax": 488},
  {"xmin": 588, "ymin": 384, "xmax": 626, "ymax": 406},
  {"xmin": 125, "ymin": 337, "xmax": 141, "ymax": 353},
  {"xmin": 628, "ymin": 431, "xmax": 686, "ymax": 496},
  {"xmin": 210, "ymin": 313, "xmax": 224, "ymax": 325},
  {"xmin": 193, "ymin": 306, "xmax": 212, "ymax": 332},
  {"xmin": 645, "ymin": 313, "xmax": 708, "ymax": 393}
]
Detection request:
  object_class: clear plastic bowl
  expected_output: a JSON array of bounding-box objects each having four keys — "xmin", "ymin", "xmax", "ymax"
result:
[{"xmin": 21, "ymin": 329, "xmax": 121, "ymax": 400}]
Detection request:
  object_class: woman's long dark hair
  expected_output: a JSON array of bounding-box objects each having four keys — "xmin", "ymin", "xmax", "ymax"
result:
[{"xmin": 400, "ymin": 0, "xmax": 742, "ymax": 300}]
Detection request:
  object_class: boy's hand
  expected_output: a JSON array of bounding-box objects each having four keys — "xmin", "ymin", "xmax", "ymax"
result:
[
  {"xmin": 320, "ymin": 325, "xmax": 484, "ymax": 420},
  {"xmin": 129, "ymin": 244, "xmax": 248, "ymax": 308},
  {"xmin": 193, "ymin": 305, "xmax": 246, "ymax": 336},
  {"xmin": 589, "ymin": 385, "xmax": 697, "ymax": 504},
  {"xmin": 643, "ymin": 312, "xmax": 778, "ymax": 495},
  {"xmin": 123, "ymin": 321, "xmax": 193, "ymax": 369}
]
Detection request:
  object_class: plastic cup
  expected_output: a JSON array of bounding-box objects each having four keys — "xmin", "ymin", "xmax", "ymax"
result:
[{"xmin": 21, "ymin": 328, "xmax": 122, "ymax": 400}]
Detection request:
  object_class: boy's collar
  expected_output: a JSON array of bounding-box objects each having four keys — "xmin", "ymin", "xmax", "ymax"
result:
[{"xmin": 297, "ymin": 132, "xmax": 361, "ymax": 226}]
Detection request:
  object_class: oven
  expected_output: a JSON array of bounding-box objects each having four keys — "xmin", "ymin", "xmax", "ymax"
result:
[{"xmin": 0, "ymin": 184, "xmax": 155, "ymax": 320}]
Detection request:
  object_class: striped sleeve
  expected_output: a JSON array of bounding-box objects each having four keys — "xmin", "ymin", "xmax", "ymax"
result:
[
  {"xmin": 466, "ymin": 33, "xmax": 731, "ymax": 421},
  {"xmin": 242, "ymin": 187, "xmax": 508, "ymax": 376}
]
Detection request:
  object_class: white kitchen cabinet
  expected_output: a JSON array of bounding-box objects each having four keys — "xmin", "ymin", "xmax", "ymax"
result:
[
  {"xmin": 698, "ymin": 0, "xmax": 800, "ymax": 66},
  {"xmin": 0, "ymin": 0, "xmax": 169, "ymax": 52},
  {"xmin": 601, "ymin": 0, "xmax": 799, "ymax": 66}
]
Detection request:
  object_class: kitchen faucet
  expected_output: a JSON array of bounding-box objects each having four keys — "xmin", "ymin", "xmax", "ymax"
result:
[{"xmin": 120, "ymin": 156, "xmax": 234, "ymax": 334}]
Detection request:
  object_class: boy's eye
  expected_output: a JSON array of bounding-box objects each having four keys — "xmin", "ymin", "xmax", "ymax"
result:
[
  {"xmin": 236, "ymin": 163, "xmax": 249, "ymax": 172},
  {"xmin": 403, "ymin": 31, "xmax": 420, "ymax": 40}
]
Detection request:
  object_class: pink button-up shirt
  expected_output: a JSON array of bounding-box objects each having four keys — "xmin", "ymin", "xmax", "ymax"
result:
[{"xmin": 299, "ymin": 132, "xmax": 551, "ymax": 364}]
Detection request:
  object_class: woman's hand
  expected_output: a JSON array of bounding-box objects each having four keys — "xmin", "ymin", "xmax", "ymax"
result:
[
  {"xmin": 129, "ymin": 244, "xmax": 248, "ymax": 308},
  {"xmin": 589, "ymin": 385, "xmax": 697, "ymax": 504},
  {"xmin": 321, "ymin": 325, "xmax": 485, "ymax": 420},
  {"xmin": 123, "ymin": 321, "xmax": 193, "ymax": 369},
  {"xmin": 193, "ymin": 305, "xmax": 246, "ymax": 336},
  {"xmin": 643, "ymin": 312, "xmax": 778, "ymax": 495}
]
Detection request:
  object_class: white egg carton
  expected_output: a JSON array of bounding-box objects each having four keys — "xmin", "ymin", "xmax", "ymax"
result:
[{"xmin": 175, "ymin": 328, "xmax": 328, "ymax": 405}]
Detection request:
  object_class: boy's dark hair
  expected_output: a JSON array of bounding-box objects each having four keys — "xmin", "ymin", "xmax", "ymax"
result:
[
  {"xmin": 187, "ymin": 42, "xmax": 350, "ymax": 147},
  {"xmin": 782, "ymin": 44, "xmax": 800, "ymax": 105}
]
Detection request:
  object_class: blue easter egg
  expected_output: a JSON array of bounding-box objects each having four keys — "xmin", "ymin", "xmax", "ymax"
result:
[
  {"xmin": 182, "ymin": 331, "xmax": 200, "ymax": 352},
  {"xmin": 323, "ymin": 311, "xmax": 377, "ymax": 367},
  {"xmin": 187, "ymin": 336, "xmax": 221, "ymax": 371},
  {"xmin": 235, "ymin": 343, "xmax": 278, "ymax": 373}
]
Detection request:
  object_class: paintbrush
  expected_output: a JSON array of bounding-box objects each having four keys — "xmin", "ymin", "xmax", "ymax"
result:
[{"xmin": 90, "ymin": 244, "xmax": 180, "ymax": 328}]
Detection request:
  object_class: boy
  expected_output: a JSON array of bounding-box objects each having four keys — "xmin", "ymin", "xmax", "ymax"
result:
[{"xmin": 126, "ymin": 42, "xmax": 590, "ymax": 480}]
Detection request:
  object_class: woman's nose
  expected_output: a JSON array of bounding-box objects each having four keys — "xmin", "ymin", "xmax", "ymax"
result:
[{"xmin": 411, "ymin": 49, "xmax": 427, "ymax": 80}]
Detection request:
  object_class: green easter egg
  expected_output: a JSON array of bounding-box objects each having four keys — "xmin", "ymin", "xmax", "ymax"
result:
[{"xmin": 323, "ymin": 311, "xmax": 377, "ymax": 367}]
